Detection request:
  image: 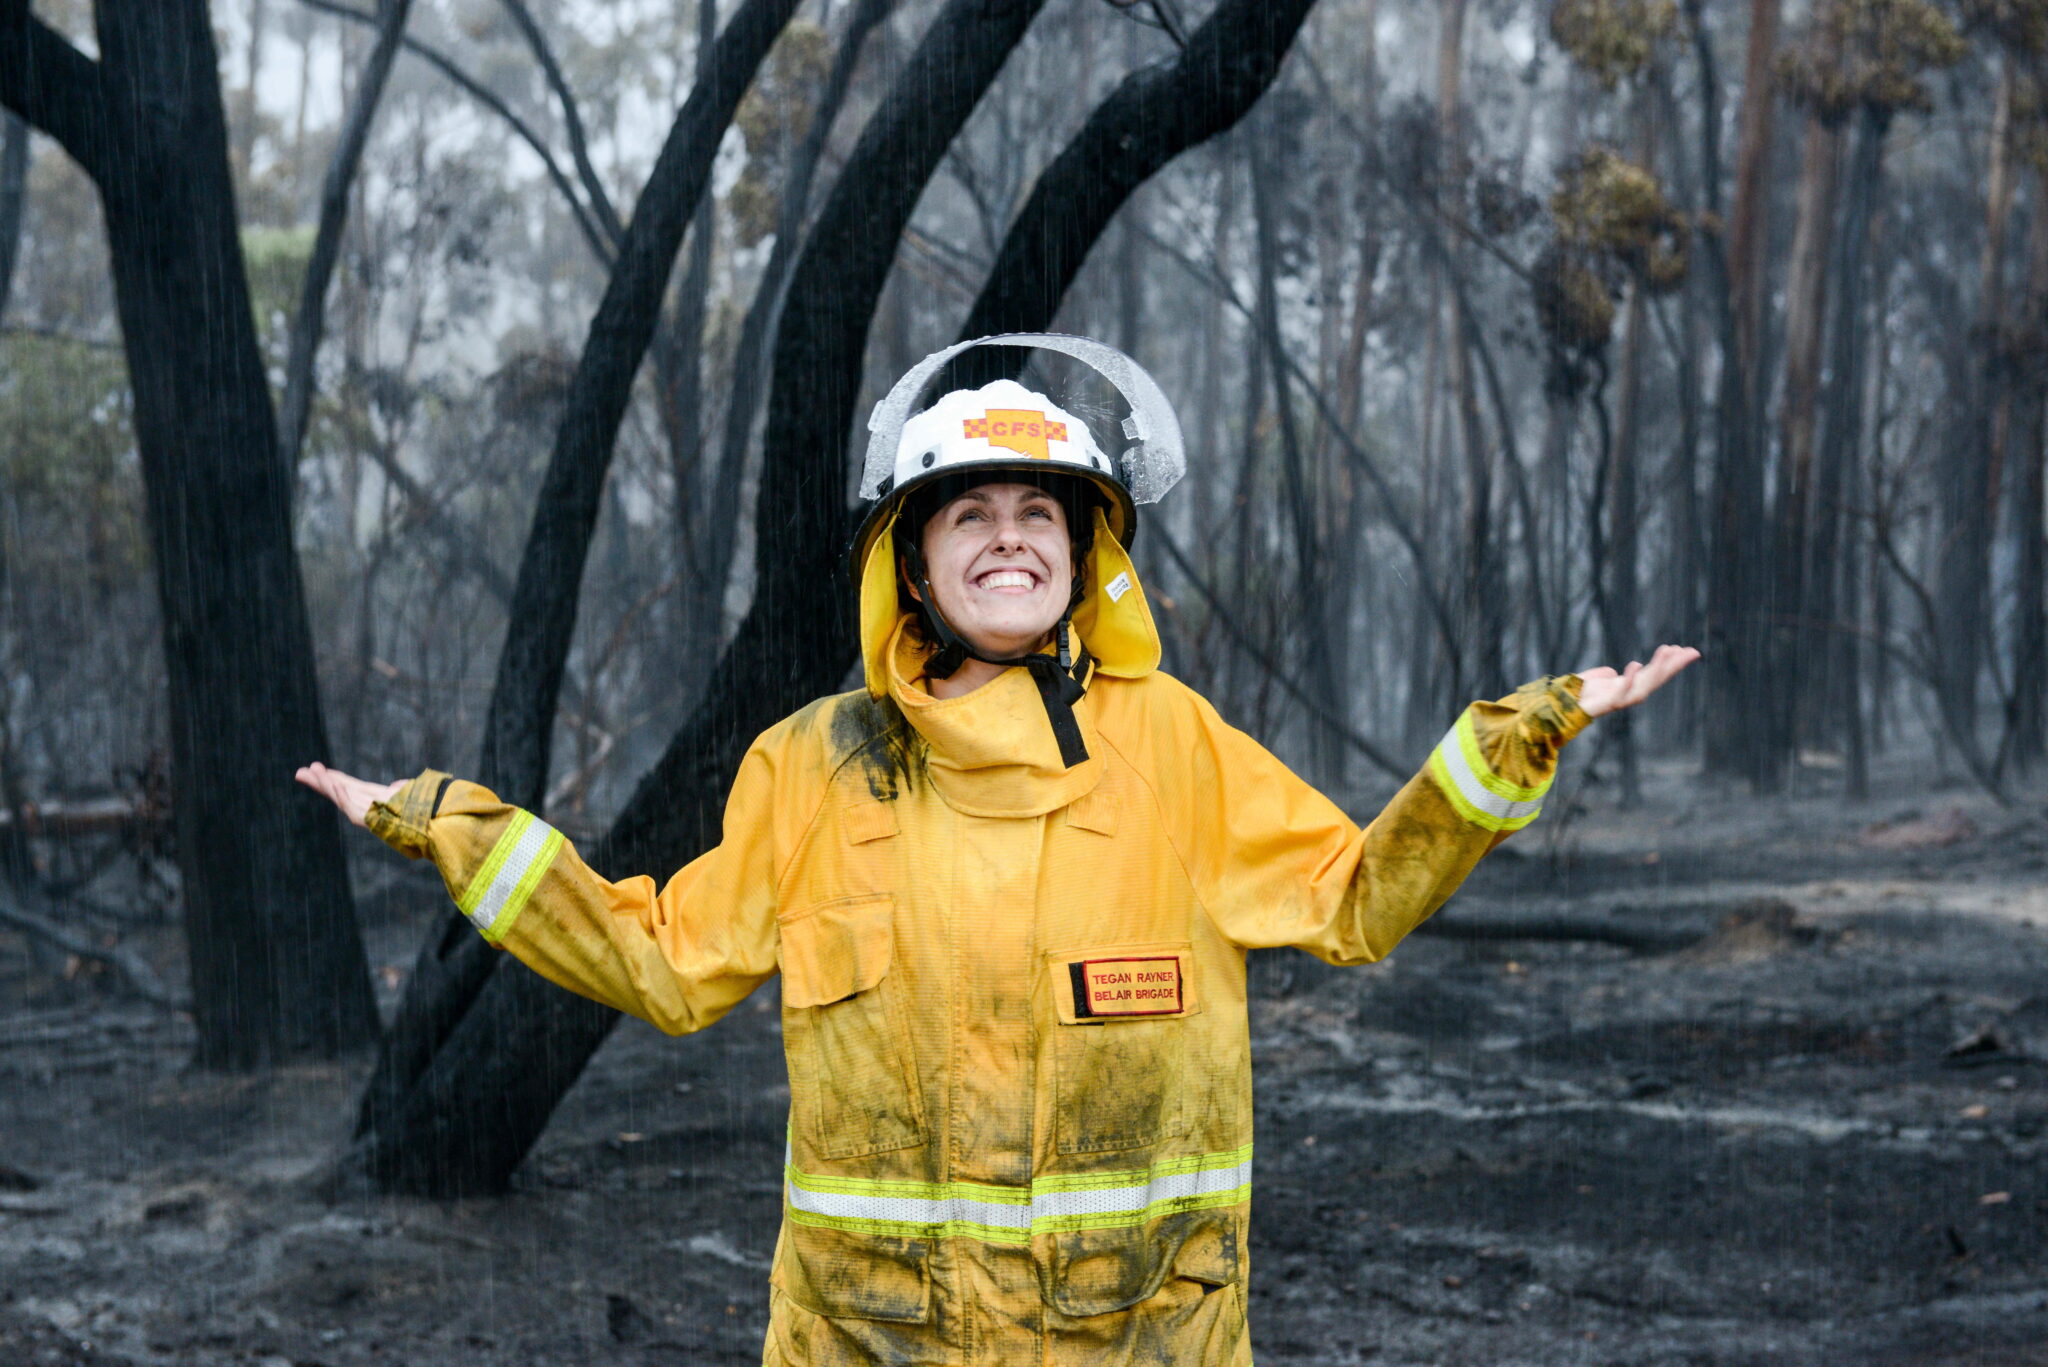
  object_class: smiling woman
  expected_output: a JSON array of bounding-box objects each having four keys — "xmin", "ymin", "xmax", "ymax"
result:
[
  {"xmin": 296, "ymin": 332, "xmax": 1694, "ymax": 1366},
  {"xmin": 908, "ymin": 480, "xmax": 1079, "ymax": 689}
]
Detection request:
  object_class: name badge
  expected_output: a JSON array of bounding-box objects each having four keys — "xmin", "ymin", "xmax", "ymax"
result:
[{"xmin": 1070, "ymin": 955, "xmax": 1185, "ymax": 1018}]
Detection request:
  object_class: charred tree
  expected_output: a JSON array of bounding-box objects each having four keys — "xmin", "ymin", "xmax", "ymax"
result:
[
  {"xmin": 477, "ymin": 0, "xmax": 803, "ymax": 813},
  {"xmin": 348, "ymin": 0, "xmax": 1050, "ymax": 1197},
  {"xmin": 346, "ymin": 0, "xmax": 802, "ymax": 1182},
  {"xmin": 347, "ymin": 0, "xmax": 1319, "ymax": 1197},
  {"xmin": 0, "ymin": 0, "xmax": 378, "ymax": 1067},
  {"xmin": 1704, "ymin": 0, "xmax": 1783, "ymax": 790},
  {"xmin": 0, "ymin": 109, "xmax": 25, "ymax": 318}
]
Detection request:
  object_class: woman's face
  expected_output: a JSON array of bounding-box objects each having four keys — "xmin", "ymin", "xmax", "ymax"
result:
[{"xmin": 915, "ymin": 482, "xmax": 1074, "ymax": 659}]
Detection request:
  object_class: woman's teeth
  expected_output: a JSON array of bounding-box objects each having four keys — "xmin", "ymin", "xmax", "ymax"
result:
[{"xmin": 977, "ymin": 570, "xmax": 1037, "ymax": 590}]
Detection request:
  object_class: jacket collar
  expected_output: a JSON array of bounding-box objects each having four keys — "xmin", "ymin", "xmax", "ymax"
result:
[{"xmin": 883, "ymin": 617, "xmax": 1102, "ymax": 818}]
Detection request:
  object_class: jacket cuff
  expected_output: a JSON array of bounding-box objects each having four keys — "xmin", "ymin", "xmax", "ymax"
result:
[
  {"xmin": 365, "ymin": 769, "xmax": 453, "ymax": 859},
  {"xmin": 1424, "ymin": 677, "xmax": 1587, "ymax": 834}
]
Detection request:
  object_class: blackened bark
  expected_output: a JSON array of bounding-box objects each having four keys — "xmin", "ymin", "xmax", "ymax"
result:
[
  {"xmin": 2006, "ymin": 173, "xmax": 2048, "ymax": 773},
  {"xmin": 0, "ymin": 0, "xmax": 379, "ymax": 1067},
  {"xmin": 695, "ymin": 0, "xmax": 895, "ymax": 689},
  {"xmin": 346, "ymin": 0, "xmax": 797, "ymax": 1172},
  {"xmin": 276, "ymin": 0, "xmax": 412, "ymax": 473},
  {"xmin": 1606, "ymin": 286, "xmax": 1646, "ymax": 801},
  {"xmin": 350, "ymin": 0, "xmax": 1048, "ymax": 1197},
  {"xmin": 478, "ymin": 0, "xmax": 802, "ymax": 812},
  {"xmin": 945, "ymin": 0, "xmax": 1319, "ymax": 387},
  {"xmin": 1807, "ymin": 110, "xmax": 1886, "ymax": 796},
  {"xmin": 1704, "ymin": 0, "xmax": 1782, "ymax": 789}
]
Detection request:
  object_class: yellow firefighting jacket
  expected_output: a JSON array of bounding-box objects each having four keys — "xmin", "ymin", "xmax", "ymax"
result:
[{"xmin": 367, "ymin": 511, "xmax": 1587, "ymax": 1366}]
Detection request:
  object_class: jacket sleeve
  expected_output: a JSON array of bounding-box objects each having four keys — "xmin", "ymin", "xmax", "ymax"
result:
[
  {"xmin": 1176, "ymin": 676, "xmax": 1589, "ymax": 965},
  {"xmin": 363, "ymin": 743, "xmax": 790, "ymax": 1036}
]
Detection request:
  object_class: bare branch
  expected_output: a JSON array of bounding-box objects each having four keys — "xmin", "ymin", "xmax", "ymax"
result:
[
  {"xmin": 496, "ymin": 0, "xmax": 623, "ymax": 246},
  {"xmin": 0, "ymin": 889, "xmax": 186, "ymax": 1010},
  {"xmin": 0, "ymin": 7, "xmax": 106, "ymax": 180},
  {"xmin": 1152, "ymin": 523, "xmax": 1410, "ymax": 781},
  {"xmin": 278, "ymin": 0, "xmax": 413, "ymax": 472},
  {"xmin": 292, "ymin": 0, "xmax": 613, "ymax": 264}
]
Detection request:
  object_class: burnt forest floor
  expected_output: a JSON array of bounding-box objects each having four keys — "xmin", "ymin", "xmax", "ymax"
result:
[{"xmin": 3, "ymin": 749, "xmax": 2048, "ymax": 1366}]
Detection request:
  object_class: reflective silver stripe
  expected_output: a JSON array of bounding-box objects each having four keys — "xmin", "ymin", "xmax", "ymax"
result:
[
  {"xmin": 1431, "ymin": 724, "xmax": 1544, "ymax": 830},
  {"xmin": 1027, "ymin": 1154, "xmax": 1252, "ymax": 1222},
  {"xmin": 787, "ymin": 1182, "xmax": 1032, "ymax": 1235},
  {"xmin": 461, "ymin": 811, "xmax": 562, "ymax": 941},
  {"xmin": 782, "ymin": 1144, "xmax": 1253, "ymax": 1242}
]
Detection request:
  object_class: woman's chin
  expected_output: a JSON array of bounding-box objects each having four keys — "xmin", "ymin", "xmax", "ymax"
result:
[{"xmin": 956, "ymin": 622, "xmax": 1053, "ymax": 659}]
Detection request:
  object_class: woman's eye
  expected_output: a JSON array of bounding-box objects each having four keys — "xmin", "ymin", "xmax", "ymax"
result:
[{"xmin": 1024, "ymin": 506, "xmax": 1052, "ymax": 520}]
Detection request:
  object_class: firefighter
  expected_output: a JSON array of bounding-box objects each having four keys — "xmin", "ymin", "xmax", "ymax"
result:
[{"xmin": 299, "ymin": 333, "xmax": 1696, "ymax": 1366}]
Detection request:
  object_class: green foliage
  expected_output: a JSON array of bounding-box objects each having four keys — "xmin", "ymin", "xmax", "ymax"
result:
[
  {"xmin": 240, "ymin": 224, "xmax": 315, "ymax": 342},
  {"xmin": 0, "ymin": 336, "xmax": 145, "ymax": 594},
  {"xmin": 1549, "ymin": 0, "xmax": 1680, "ymax": 88},
  {"xmin": 1532, "ymin": 147, "xmax": 1690, "ymax": 392},
  {"xmin": 1778, "ymin": 0, "xmax": 1967, "ymax": 123},
  {"xmin": 1532, "ymin": 244, "xmax": 1618, "ymax": 352},
  {"xmin": 1548, "ymin": 146, "xmax": 1690, "ymax": 292}
]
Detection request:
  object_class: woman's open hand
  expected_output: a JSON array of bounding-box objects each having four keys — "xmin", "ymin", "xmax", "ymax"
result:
[
  {"xmin": 295, "ymin": 762, "xmax": 402, "ymax": 828},
  {"xmin": 1575, "ymin": 644, "xmax": 1701, "ymax": 719}
]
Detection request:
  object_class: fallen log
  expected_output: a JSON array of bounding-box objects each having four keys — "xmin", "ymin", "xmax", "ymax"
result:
[
  {"xmin": 0, "ymin": 894, "xmax": 185, "ymax": 1009},
  {"xmin": 0, "ymin": 799, "xmax": 167, "ymax": 840}
]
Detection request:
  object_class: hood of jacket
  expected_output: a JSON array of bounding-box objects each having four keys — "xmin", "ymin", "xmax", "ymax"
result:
[{"xmin": 857, "ymin": 505, "xmax": 1161, "ymax": 816}]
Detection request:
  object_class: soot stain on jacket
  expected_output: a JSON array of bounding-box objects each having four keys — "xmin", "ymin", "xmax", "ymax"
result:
[{"xmin": 830, "ymin": 691, "xmax": 924, "ymax": 801}]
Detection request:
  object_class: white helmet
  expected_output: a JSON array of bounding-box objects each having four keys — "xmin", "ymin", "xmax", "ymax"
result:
[
  {"xmin": 848, "ymin": 333, "xmax": 1185, "ymax": 578},
  {"xmin": 848, "ymin": 335, "xmax": 1186, "ymax": 769}
]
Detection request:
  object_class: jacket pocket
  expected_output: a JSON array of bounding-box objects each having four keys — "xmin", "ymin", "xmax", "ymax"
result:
[
  {"xmin": 1039, "ymin": 1207, "xmax": 1242, "ymax": 1318},
  {"xmin": 1047, "ymin": 942, "xmax": 1196, "ymax": 1155},
  {"xmin": 773, "ymin": 1222, "xmax": 932, "ymax": 1325},
  {"xmin": 780, "ymin": 893, "xmax": 926, "ymax": 1159}
]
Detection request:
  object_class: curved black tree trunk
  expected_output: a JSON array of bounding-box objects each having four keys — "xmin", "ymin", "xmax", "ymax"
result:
[
  {"xmin": 0, "ymin": 0, "xmax": 378, "ymax": 1067},
  {"xmin": 348, "ymin": 0, "xmax": 1318, "ymax": 1197}
]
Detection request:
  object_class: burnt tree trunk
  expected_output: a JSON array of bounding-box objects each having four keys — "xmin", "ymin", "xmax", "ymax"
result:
[
  {"xmin": 1808, "ymin": 109, "xmax": 1887, "ymax": 796},
  {"xmin": 347, "ymin": 0, "xmax": 1319, "ymax": 1198},
  {"xmin": 0, "ymin": 0, "xmax": 378, "ymax": 1068},
  {"xmin": 1704, "ymin": 0, "xmax": 1783, "ymax": 789},
  {"xmin": 2005, "ymin": 169, "xmax": 2048, "ymax": 773},
  {"xmin": 347, "ymin": 0, "xmax": 801, "ymax": 1177},
  {"xmin": 478, "ymin": 0, "xmax": 803, "ymax": 812},
  {"xmin": 349, "ymin": 0, "xmax": 1049, "ymax": 1197},
  {"xmin": 0, "ymin": 109, "xmax": 25, "ymax": 317}
]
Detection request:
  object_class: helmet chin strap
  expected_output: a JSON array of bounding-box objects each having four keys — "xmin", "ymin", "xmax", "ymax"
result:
[{"xmin": 905, "ymin": 547, "xmax": 1094, "ymax": 769}]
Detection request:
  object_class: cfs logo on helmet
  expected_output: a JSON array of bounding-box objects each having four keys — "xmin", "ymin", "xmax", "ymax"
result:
[{"xmin": 962, "ymin": 410, "xmax": 1069, "ymax": 461}]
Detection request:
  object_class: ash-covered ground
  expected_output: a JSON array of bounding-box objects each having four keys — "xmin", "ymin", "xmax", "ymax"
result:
[{"xmin": 3, "ymin": 756, "xmax": 2046, "ymax": 1366}]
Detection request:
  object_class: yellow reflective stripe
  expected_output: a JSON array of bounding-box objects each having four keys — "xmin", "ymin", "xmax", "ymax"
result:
[
  {"xmin": 782, "ymin": 1145, "xmax": 1253, "ymax": 1242},
  {"xmin": 488, "ymin": 826, "xmax": 562, "ymax": 944},
  {"xmin": 457, "ymin": 811, "xmax": 531, "ymax": 915},
  {"xmin": 456, "ymin": 810, "xmax": 564, "ymax": 943},
  {"xmin": 1028, "ymin": 1182, "xmax": 1252, "ymax": 1234},
  {"xmin": 1429, "ymin": 714, "xmax": 1546, "ymax": 833},
  {"xmin": 1453, "ymin": 711, "xmax": 1547, "ymax": 803}
]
